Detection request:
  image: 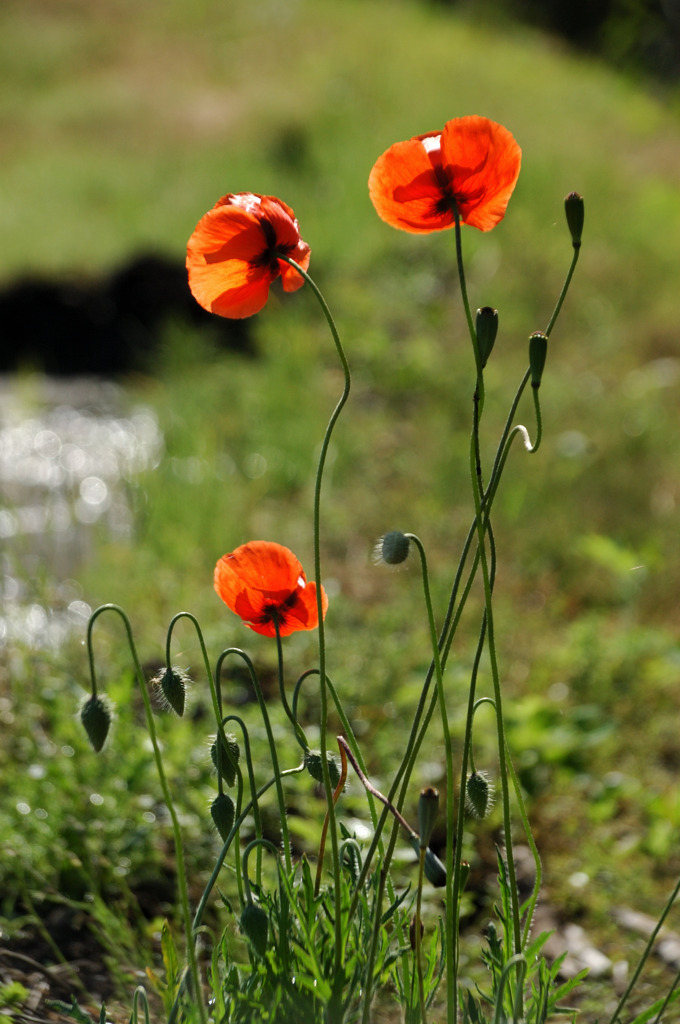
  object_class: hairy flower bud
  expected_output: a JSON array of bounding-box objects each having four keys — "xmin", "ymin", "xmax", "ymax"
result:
[
  {"xmin": 529, "ymin": 331, "xmax": 548, "ymax": 389},
  {"xmin": 564, "ymin": 191, "xmax": 584, "ymax": 248},
  {"xmin": 476, "ymin": 306, "xmax": 498, "ymax": 367},
  {"xmin": 465, "ymin": 770, "xmax": 495, "ymax": 820},
  {"xmin": 210, "ymin": 792, "xmax": 236, "ymax": 842},
  {"xmin": 375, "ymin": 530, "xmax": 411, "ymax": 566},
  {"xmin": 304, "ymin": 749, "xmax": 341, "ymax": 789},
  {"xmin": 210, "ymin": 733, "xmax": 240, "ymax": 787},
  {"xmin": 155, "ymin": 666, "xmax": 189, "ymax": 717},
  {"xmin": 80, "ymin": 695, "xmax": 113, "ymax": 752}
]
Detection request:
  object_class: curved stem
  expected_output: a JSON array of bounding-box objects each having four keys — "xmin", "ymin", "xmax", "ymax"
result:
[
  {"xmin": 192, "ymin": 764, "xmax": 306, "ymax": 934},
  {"xmin": 86, "ymin": 604, "xmax": 206, "ymax": 1024},
  {"xmin": 221, "ymin": 713, "xmax": 262, "ymax": 893},
  {"xmin": 215, "ymin": 647, "xmax": 293, "ymax": 873},
  {"xmin": 544, "ymin": 244, "xmax": 580, "ymax": 338},
  {"xmin": 282, "ymin": 256, "xmax": 351, "ymax": 970}
]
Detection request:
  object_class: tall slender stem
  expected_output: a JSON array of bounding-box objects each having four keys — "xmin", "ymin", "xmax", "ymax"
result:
[{"xmin": 281, "ymin": 257, "xmax": 351, "ymax": 972}]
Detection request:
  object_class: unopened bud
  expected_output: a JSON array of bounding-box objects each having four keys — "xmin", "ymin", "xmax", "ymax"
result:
[
  {"xmin": 465, "ymin": 770, "xmax": 495, "ymax": 820},
  {"xmin": 304, "ymin": 749, "xmax": 341, "ymax": 789},
  {"xmin": 529, "ymin": 331, "xmax": 548, "ymax": 389},
  {"xmin": 476, "ymin": 306, "xmax": 498, "ymax": 367},
  {"xmin": 156, "ymin": 666, "xmax": 189, "ymax": 717},
  {"xmin": 408, "ymin": 836, "xmax": 447, "ymax": 888},
  {"xmin": 240, "ymin": 902, "xmax": 269, "ymax": 957},
  {"xmin": 80, "ymin": 695, "xmax": 113, "ymax": 752},
  {"xmin": 210, "ymin": 792, "xmax": 236, "ymax": 842},
  {"xmin": 375, "ymin": 531, "xmax": 411, "ymax": 566},
  {"xmin": 210, "ymin": 733, "xmax": 240, "ymax": 787},
  {"xmin": 564, "ymin": 192, "xmax": 584, "ymax": 248},
  {"xmin": 417, "ymin": 786, "xmax": 439, "ymax": 849}
]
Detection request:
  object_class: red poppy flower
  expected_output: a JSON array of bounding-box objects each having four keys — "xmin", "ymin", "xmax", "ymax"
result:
[
  {"xmin": 214, "ymin": 540, "xmax": 328, "ymax": 637},
  {"xmin": 186, "ymin": 193, "xmax": 311, "ymax": 319},
  {"xmin": 368, "ymin": 116, "xmax": 521, "ymax": 233}
]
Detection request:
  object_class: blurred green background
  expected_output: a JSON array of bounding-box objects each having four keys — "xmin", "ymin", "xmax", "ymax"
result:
[{"xmin": 2, "ymin": 0, "xmax": 680, "ymax": 1019}]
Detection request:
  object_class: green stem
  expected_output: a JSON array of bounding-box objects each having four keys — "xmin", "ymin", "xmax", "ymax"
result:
[
  {"xmin": 273, "ymin": 617, "xmax": 308, "ymax": 751},
  {"xmin": 544, "ymin": 244, "xmax": 581, "ymax": 338},
  {"xmin": 282, "ymin": 256, "xmax": 351, "ymax": 971},
  {"xmin": 215, "ymin": 647, "xmax": 293, "ymax": 874},
  {"xmin": 407, "ymin": 534, "xmax": 454, "ymax": 1018},
  {"xmin": 416, "ymin": 847, "xmax": 428, "ymax": 1024},
  {"xmin": 609, "ymin": 872, "xmax": 680, "ymax": 1024},
  {"xmin": 192, "ymin": 764, "xmax": 306, "ymax": 934},
  {"xmin": 469, "ymin": 408, "xmax": 523, "ymax": 963},
  {"xmin": 221, "ymin": 713, "xmax": 263, "ymax": 893},
  {"xmin": 86, "ymin": 605, "xmax": 207, "ymax": 1024}
]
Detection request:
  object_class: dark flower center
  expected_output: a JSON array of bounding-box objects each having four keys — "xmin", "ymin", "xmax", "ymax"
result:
[{"xmin": 251, "ymin": 217, "xmax": 295, "ymax": 275}]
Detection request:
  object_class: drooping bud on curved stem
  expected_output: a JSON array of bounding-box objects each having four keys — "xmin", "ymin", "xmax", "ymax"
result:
[
  {"xmin": 375, "ymin": 530, "xmax": 411, "ymax": 566},
  {"xmin": 154, "ymin": 665, "xmax": 189, "ymax": 717},
  {"xmin": 80, "ymin": 694, "xmax": 113, "ymax": 752}
]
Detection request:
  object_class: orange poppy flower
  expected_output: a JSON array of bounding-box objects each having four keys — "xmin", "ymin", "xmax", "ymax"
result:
[
  {"xmin": 186, "ymin": 193, "xmax": 311, "ymax": 319},
  {"xmin": 368, "ymin": 116, "xmax": 521, "ymax": 234},
  {"xmin": 214, "ymin": 540, "xmax": 328, "ymax": 637}
]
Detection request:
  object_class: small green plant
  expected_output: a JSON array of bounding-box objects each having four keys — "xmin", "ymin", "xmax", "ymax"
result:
[{"xmin": 76, "ymin": 115, "xmax": 680, "ymax": 1024}]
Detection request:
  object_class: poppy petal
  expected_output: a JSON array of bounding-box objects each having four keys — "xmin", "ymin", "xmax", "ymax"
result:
[
  {"xmin": 440, "ymin": 116, "xmax": 521, "ymax": 231},
  {"xmin": 279, "ymin": 239, "xmax": 311, "ymax": 292},
  {"xmin": 214, "ymin": 541, "xmax": 327, "ymax": 638},
  {"xmin": 369, "ymin": 138, "xmax": 453, "ymax": 233},
  {"xmin": 186, "ymin": 192, "xmax": 310, "ymax": 318}
]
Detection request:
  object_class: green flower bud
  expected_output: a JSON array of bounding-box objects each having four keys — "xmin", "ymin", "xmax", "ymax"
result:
[
  {"xmin": 529, "ymin": 331, "xmax": 548, "ymax": 389},
  {"xmin": 375, "ymin": 531, "xmax": 411, "ymax": 566},
  {"xmin": 210, "ymin": 733, "xmax": 240, "ymax": 787},
  {"xmin": 156, "ymin": 666, "xmax": 189, "ymax": 717},
  {"xmin": 80, "ymin": 695, "xmax": 113, "ymax": 753},
  {"xmin": 475, "ymin": 306, "xmax": 499, "ymax": 367},
  {"xmin": 408, "ymin": 836, "xmax": 447, "ymax": 888},
  {"xmin": 304, "ymin": 749, "xmax": 341, "ymax": 789},
  {"xmin": 564, "ymin": 191, "xmax": 584, "ymax": 248},
  {"xmin": 417, "ymin": 786, "xmax": 439, "ymax": 849},
  {"xmin": 240, "ymin": 902, "xmax": 269, "ymax": 958},
  {"xmin": 465, "ymin": 770, "xmax": 495, "ymax": 820},
  {"xmin": 210, "ymin": 792, "xmax": 236, "ymax": 842}
]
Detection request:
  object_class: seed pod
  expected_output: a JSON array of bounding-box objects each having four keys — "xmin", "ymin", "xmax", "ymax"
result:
[
  {"xmin": 210, "ymin": 733, "xmax": 240, "ymax": 787},
  {"xmin": 240, "ymin": 902, "xmax": 269, "ymax": 958},
  {"xmin": 304, "ymin": 749, "xmax": 341, "ymax": 789},
  {"xmin": 80, "ymin": 695, "xmax": 112, "ymax": 752},
  {"xmin": 210, "ymin": 792, "xmax": 236, "ymax": 842}
]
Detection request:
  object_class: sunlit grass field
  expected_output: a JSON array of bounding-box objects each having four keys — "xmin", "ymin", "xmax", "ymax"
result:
[{"xmin": 2, "ymin": 0, "xmax": 680, "ymax": 1019}]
